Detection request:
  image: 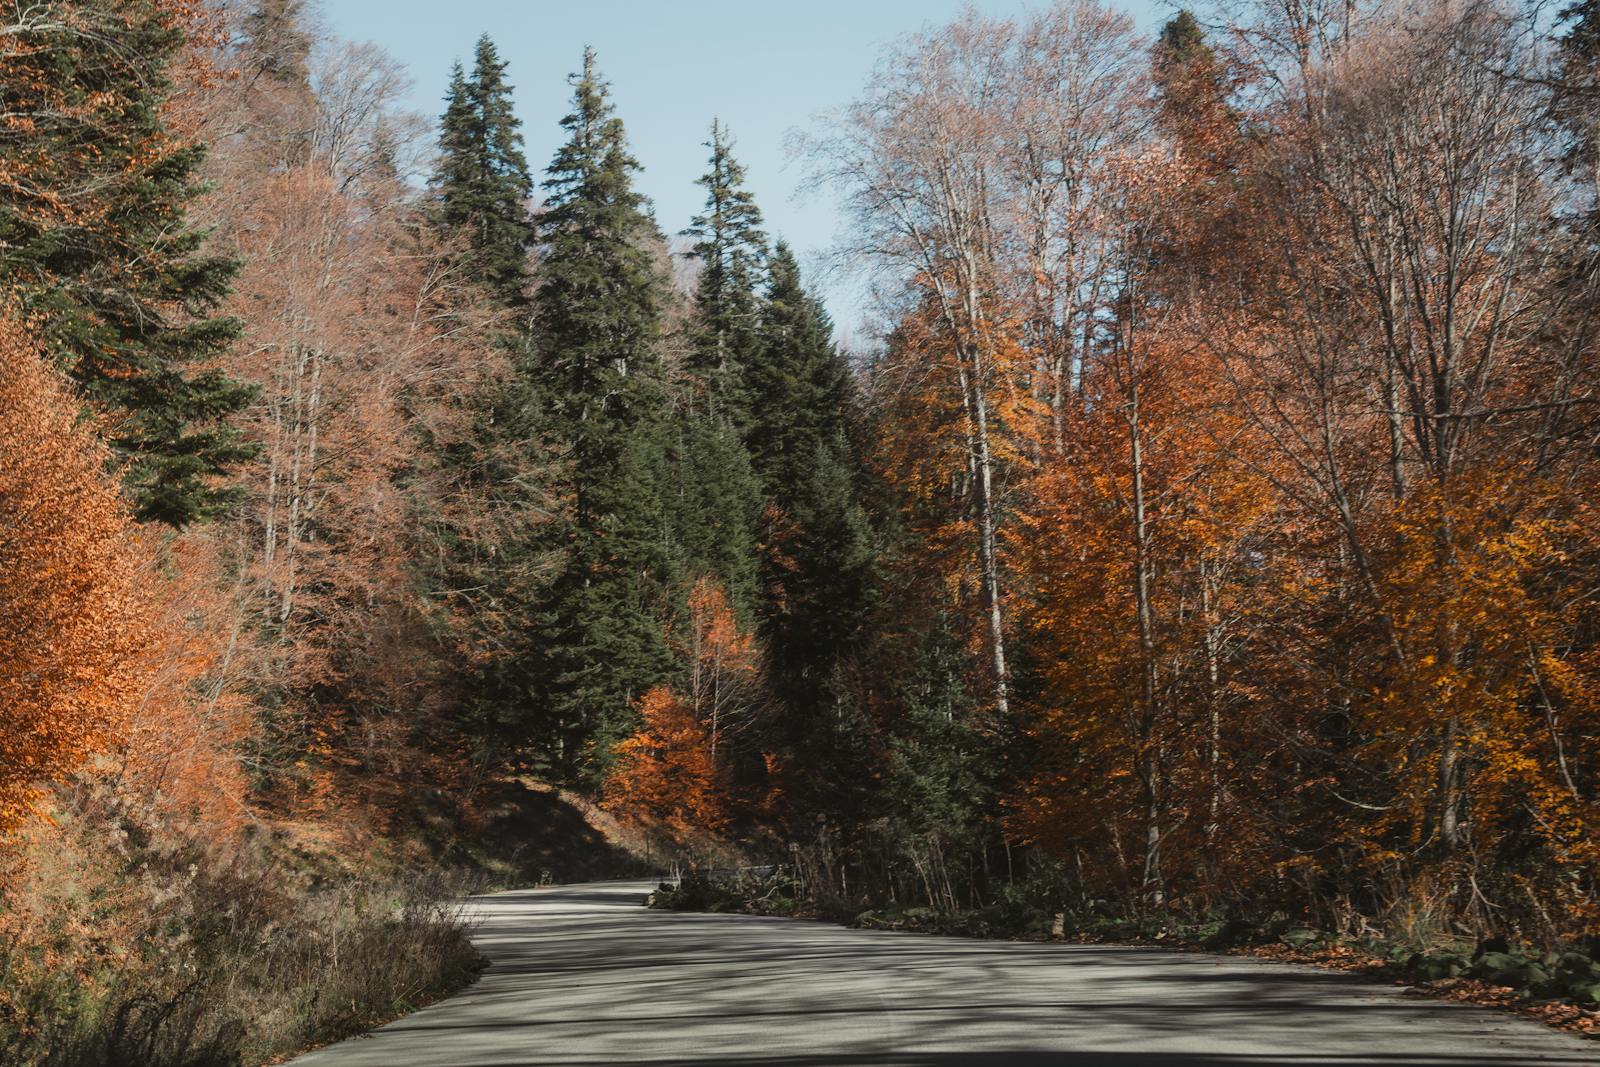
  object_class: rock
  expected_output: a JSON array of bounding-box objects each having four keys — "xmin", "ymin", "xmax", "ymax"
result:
[
  {"xmin": 1282, "ymin": 927, "xmax": 1323, "ymax": 950},
  {"xmin": 1556, "ymin": 952, "xmax": 1599, "ymax": 980},
  {"xmin": 1408, "ymin": 952, "xmax": 1467, "ymax": 982},
  {"xmin": 1472, "ymin": 935, "xmax": 1510, "ymax": 960},
  {"xmin": 1470, "ymin": 951, "xmax": 1535, "ymax": 985},
  {"xmin": 1569, "ymin": 980, "xmax": 1600, "ymax": 1006}
]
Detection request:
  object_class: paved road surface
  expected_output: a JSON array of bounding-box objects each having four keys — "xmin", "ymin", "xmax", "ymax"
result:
[{"xmin": 289, "ymin": 880, "xmax": 1597, "ymax": 1066}]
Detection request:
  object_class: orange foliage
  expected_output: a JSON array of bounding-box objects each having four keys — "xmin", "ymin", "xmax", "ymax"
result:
[
  {"xmin": 683, "ymin": 576, "xmax": 763, "ymax": 754},
  {"xmin": 602, "ymin": 686, "xmax": 731, "ymax": 836},
  {"xmin": 0, "ymin": 312, "xmax": 151, "ymax": 832},
  {"xmin": 112, "ymin": 532, "xmax": 254, "ymax": 838}
]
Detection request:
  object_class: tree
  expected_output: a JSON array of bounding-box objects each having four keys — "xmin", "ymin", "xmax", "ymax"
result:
[
  {"xmin": 532, "ymin": 49, "xmax": 673, "ymax": 776},
  {"xmin": 196, "ymin": 19, "xmax": 515, "ymax": 811},
  {"xmin": 602, "ymin": 685, "xmax": 730, "ymax": 838},
  {"xmin": 1152, "ymin": 10, "xmax": 1232, "ymax": 150},
  {"xmin": 0, "ymin": 311, "xmax": 153, "ymax": 832},
  {"xmin": 662, "ymin": 121, "xmax": 769, "ymax": 623},
  {"xmin": 682, "ymin": 119, "xmax": 767, "ymax": 419},
  {"xmin": 749, "ymin": 243, "xmax": 874, "ymax": 716},
  {"xmin": 663, "ymin": 410, "xmax": 764, "ymax": 621},
  {"xmin": 433, "ymin": 35, "xmax": 535, "ymax": 311},
  {"xmin": 0, "ymin": 0, "xmax": 256, "ymax": 526},
  {"xmin": 237, "ymin": 0, "xmax": 316, "ymax": 166},
  {"xmin": 680, "ymin": 577, "xmax": 765, "ymax": 763},
  {"xmin": 806, "ymin": 6, "xmax": 1126, "ymax": 721},
  {"xmin": 424, "ymin": 36, "xmax": 551, "ymax": 765}
]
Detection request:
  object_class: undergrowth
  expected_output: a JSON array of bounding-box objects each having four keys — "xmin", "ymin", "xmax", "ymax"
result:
[{"xmin": 0, "ymin": 796, "xmax": 484, "ymax": 1067}]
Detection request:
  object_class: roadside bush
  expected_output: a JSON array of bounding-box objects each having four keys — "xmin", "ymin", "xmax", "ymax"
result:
[{"xmin": 0, "ymin": 798, "xmax": 482, "ymax": 1067}]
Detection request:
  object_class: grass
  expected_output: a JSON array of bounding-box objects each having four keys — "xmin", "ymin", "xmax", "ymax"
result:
[{"xmin": 0, "ymin": 806, "xmax": 485, "ymax": 1067}]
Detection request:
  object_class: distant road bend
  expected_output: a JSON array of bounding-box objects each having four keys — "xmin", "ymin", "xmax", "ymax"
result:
[{"xmin": 290, "ymin": 880, "xmax": 1596, "ymax": 1067}]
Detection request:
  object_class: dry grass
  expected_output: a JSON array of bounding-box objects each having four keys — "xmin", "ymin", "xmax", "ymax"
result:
[{"xmin": 0, "ymin": 799, "xmax": 483, "ymax": 1067}]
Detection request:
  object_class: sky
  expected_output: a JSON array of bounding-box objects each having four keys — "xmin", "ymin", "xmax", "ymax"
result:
[{"xmin": 319, "ymin": 0, "xmax": 1168, "ymax": 342}]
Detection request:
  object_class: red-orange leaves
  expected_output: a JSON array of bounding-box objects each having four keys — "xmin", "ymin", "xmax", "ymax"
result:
[
  {"xmin": 0, "ymin": 313, "xmax": 152, "ymax": 832},
  {"xmin": 602, "ymin": 686, "xmax": 730, "ymax": 837}
]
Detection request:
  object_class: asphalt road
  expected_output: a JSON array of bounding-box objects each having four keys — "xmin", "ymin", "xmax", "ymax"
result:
[{"xmin": 288, "ymin": 880, "xmax": 1597, "ymax": 1067}]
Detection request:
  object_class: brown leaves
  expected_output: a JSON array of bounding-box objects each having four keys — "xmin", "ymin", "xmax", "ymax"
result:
[
  {"xmin": 0, "ymin": 312, "xmax": 150, "ymax": 832},
  {"xmin": 602, "ymin": 686, "xmax": 731, "ymax": 838}
]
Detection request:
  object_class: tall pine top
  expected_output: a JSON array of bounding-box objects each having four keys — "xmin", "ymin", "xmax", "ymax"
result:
[
  {"xmin": 434, "ymin": 34, "xmax": 534, "ymax": 309},
  {"xmin": 536, "ymin": 46, "xmax": 663, "ymax": 427},
  {"xmin": 683, "ymin": 120, "xmax": 767, "ymax": 417}
]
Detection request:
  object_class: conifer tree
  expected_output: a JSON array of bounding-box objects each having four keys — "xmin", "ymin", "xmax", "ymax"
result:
[
  {"xmin": 242, "ymin": 0, "xmax": 312, "ymax": 86},
  {"xmin": 1152, "ymin": 10, "xmax": 1233, "ymax": 150},
  {"xmin": 1558, "ymin": 1, "xmax": 1600, "ymax": 217},
  {"xmin": 532, "ymin": 48, "xmax": 673, "ymax": 775},
  {"xmin": 666, "ymin": 122, "xmax": 768, "ymax": 622},
  {"xmin": 427, "ymin": 35, "xmax": 548, "ymax": 759},
  {"xmin": 0, "ymin": 0, "xmax": 255, "ymax": 527},
  {"xmin": 663, "ymin": 412, "xmax": 763, "ymax": 622},
  {"xmin": 682, "ymin": 120, "xmax": 767, "ymax": 420},
  {"xmin": 237, "ymin": 0, "xmax": 317, "ymax": 166},
  {"xmin": 749, "ymin": 243, "xmax": 874, "ymax": 715},
  {"xmin": 434, "ymin": 35, "xmax": 535, "ymax": 310}
]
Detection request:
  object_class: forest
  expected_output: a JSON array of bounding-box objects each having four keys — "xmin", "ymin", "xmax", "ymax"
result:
[{"xmin": 4, "ymin": 0, "xmax": 1600, "ymax": 1062}]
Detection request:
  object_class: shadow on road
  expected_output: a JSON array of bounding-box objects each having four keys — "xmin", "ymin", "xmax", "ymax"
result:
[
  {"xmin": 291, "ymin": 883, "xmax": 1597, "ymax": 1067},
  {"xmin": 476, "ymin": 1054, "xmax": 1596, "ymax": 1066}
]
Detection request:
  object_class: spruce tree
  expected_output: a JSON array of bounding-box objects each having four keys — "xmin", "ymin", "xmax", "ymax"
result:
[
  {"xmin": 238, "ymin": 0, "xmax": 317, "ymax": 166},
  {"xmin": 0, "ymin": 0, "xmax": 255, "ymax": 527},
  {"xmin": 662, "ymin": 411, "xmax": 763, "ymax": 622},
  {"xmin": 242, "ymin": 0, "xmax": 312, "ymax": 85},
  {"xmin": 427, "ymin": 35, "xmax": 548, "ymax": 760},
  {"xmin": 1559, "ymin": 2, "xmax": 1600, "ymax": 215},
  {"xmin": 1152, "ymin": 10, "xmax": 1233, "ymax": 149},
  {"xmin": 682, "ymin": 120, "xmax": 767, "ymax": 420},
  {"xmin": 666, "ymin": 121, "xmax": 768, "ymax": 622},
  {"xmin": 748, "ymin": 243, "xmax": 875, "ymax": 716},
  {"xmin": 532, "ymin": 49, "xmax": 673, "ymax": 776},
  {"xmin": 434, "ymin": 35, "xmax": 535, "ymax": 310}
]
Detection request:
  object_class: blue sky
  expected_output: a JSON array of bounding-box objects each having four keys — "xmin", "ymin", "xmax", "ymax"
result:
[{"xmin": 319, "ymin": 0, "xmax": 1168, "ymax": 339}]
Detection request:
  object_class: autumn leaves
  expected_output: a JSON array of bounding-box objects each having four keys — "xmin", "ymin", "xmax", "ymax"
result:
[{"xmin": 825, "ymin": 1, "xmax": 1600, "ymax": 934}]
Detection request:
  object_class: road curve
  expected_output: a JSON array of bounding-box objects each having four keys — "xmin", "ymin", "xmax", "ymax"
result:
[{"xmin": 288, "ymin": 880, "xmax": 1596, "ymax": 1067}]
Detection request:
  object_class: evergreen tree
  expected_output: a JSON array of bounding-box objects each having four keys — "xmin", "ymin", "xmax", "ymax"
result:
[
  {"xmin": 1152, "ymin": 10, "xmax": 1233, "ymax": 148},
  {"xmin": 427, "ymin": 35, "xmax": 548, "ymax": 762},
  {"xmin": 242, "ymin": 0, "xmax": 313, "ymax": 87},
  {"xmin": 0, "ymin": 0, "xmax": 255, "ymax": 527},
  {"xmin": 666, "ymin": 122, "xmax": 768, "ymax": 622},
  {"xmin": 238, "ymin": 0, "xmax": 317, "ymax": 166},
  {"xmin": 749, "ymin": 244, "xmax": 875, "ymax": 717},
  {"xmin": 682, "ymin": 120, "xmax": 767, "ymax": 420},
  {"xmin": 662, "ymin": 410, "xmax": 763, "ymax": 622},
  {"xmin": 882, "ymin": 619, "xmax": 994, "ymax": 850},
  {"xmin": 434, "ymin": 35, "xmax": 535, "ymax": 310},
  {"xmin": 532, "ymin": 49, "xmax": 673, "ymax": 776},
  {"xmin": 1559, "ymin": 2, "xmax": 1600, "ymax": 216}
]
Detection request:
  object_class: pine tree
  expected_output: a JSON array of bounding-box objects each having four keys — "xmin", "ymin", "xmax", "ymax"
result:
[
  {"xmin": 532, "ymin": 48, "xmax": 673, "ymax": 776},
  {"xmin": 682, "ymin": 120, "xmax": 767, "ymax": 420},
  {"xmin": 665, "ymin": 122, "xmax": 769, "ymax": 623},
  {"xmin": 663, "ymin": 411, "xmax": 763, "ymax": 622},
  {"xmin": 0, "ymin": 0, "xmax": 256, "ymax": 527},
  {"xmin": 1152, "ymin": 10, "xmax": 1233, "ymax": 151},
  {"xmin": 748, "ymin": 243, "xmax": 875, "ymax": 717},
  {"xmin": 434, "ymin": 35, "xmax": 535, "ymax": 310}
]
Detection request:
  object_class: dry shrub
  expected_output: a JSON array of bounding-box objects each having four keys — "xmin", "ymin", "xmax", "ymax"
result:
[{"xmin": 0, "ymin": 787, "xmax": 481, "ymax": 1067}]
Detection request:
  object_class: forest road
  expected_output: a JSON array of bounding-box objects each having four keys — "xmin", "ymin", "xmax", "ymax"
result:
[{"xmin": 287, "ymin": 880, "xmax": 1597, "ymax": 1067}]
